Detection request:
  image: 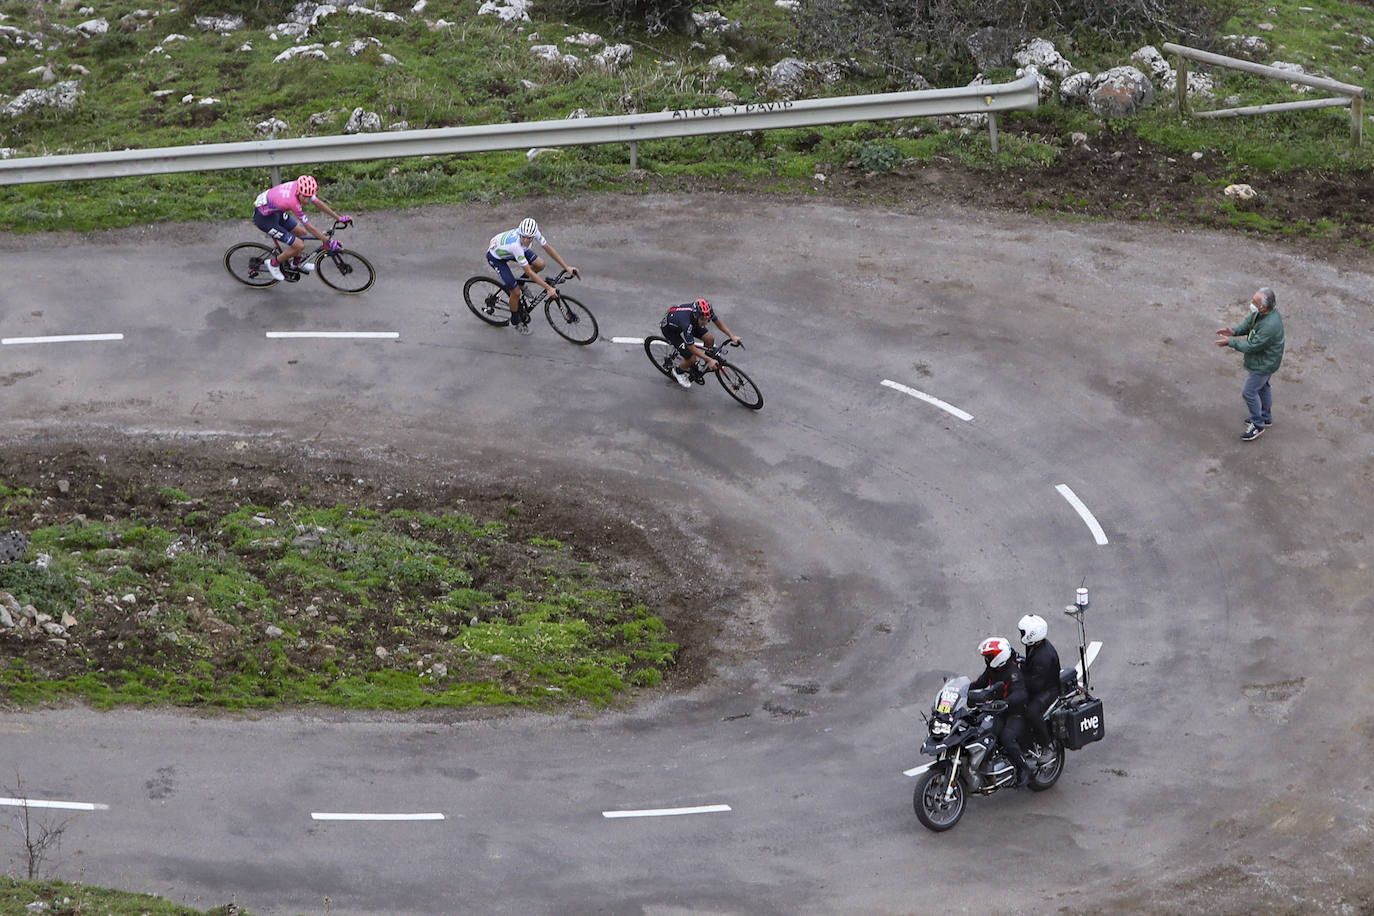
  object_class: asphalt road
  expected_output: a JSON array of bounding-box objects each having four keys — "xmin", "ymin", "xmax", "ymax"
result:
[{"xmin": 2, "ymin": 195, "xmax": 1373, "ymax": 915}]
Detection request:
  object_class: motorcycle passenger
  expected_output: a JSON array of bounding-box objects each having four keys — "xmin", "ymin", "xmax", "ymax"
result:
[
  {"xmin": 970, "ymin": 635, "xmax": 1034, "ymax": 788},
  {"xmin": 1018, "ymin": 613, "xmax": 1062, "ymax": 753}
]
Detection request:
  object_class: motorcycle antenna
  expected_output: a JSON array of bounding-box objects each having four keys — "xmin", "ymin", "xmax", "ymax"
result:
[{"xmin": 1063, "ymin": 577, "xmax": 1091, "ymax": 691}]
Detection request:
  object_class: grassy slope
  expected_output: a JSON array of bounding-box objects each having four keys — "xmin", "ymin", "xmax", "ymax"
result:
[{"xmin": 0, "ymin": 0, "xmax": 1368, "ymax": 232}]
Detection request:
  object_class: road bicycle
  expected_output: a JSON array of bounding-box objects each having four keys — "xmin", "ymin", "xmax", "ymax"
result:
[
  {"xmin": 462, "ymin": 269, "xmax": 599, "ymax": 345},
  {"xmin": 223, "ymin": 220, "xmax": 376, "ymax": 294},
  {"xmin": 642, "ymin": 336, "xmax": 763, "ymax": 410}
]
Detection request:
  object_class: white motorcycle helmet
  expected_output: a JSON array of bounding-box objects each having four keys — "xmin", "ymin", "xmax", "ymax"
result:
[
  {"xmin": 1018, "ymin": 613, "xmax": 1048, "ymax": 646},
  {"xmin": 978, "ymin": 636, "xmax": 1012, "ymax": 668}
]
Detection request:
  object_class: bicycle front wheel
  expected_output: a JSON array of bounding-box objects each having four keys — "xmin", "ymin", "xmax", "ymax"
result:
[
  {"xmin": 464, "ymin": 276, "xmax": 513, "ymax": 326},
  {"xmin": 544, "ymin": 294, "xmax": 599, "ymax": 345},
  {"xmin": 223, "ymin": 242, "xmax": 278, "ymax": 288},
  {"xmin": 643, "ymin": 336, "xmax": 679, "ymax": 378},
  {"xmin": 315, "ymin": 250, "xmax": 376, "ymax": 294},
  {"xmin": 716, "ymin": 361, "xmax": 763, "ymax": 409}
]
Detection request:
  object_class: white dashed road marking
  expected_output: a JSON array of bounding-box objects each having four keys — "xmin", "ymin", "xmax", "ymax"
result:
[
  {"xmin": 311, "ymin": 812, "xmax": 445, "ymax": 821},
  {"xmin": 610, "ymin": 336, "xmax": 644, "ymax": 344},
  {"xmin": 0, "ymin": 796, "xmax": 109, "ymax": 811},
  {"xmin": 880, "ymin": 379, "xmax": 974, "ymax": 422},
  {"xmin": 602, "ymin": 804, "xmax": 731, "ymax": 819},
  {"xmin": 1054, "ymin": 484, "xmax": 1109, "ymax": 546},
  {"xmin": 2, "ymin": 334, "xmax": 123, "ymax": 345},
  {"xmin": 266, "ymin": 331, "xmax": 400, "ymax": 339}
]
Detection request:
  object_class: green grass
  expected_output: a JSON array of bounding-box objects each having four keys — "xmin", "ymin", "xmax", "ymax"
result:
[
  {"xmin": 0, "ymin": 0, "xmax": 1368, "ymax": 234},
  {"xmin": 0, "ymin": 876, "xmax": 252, "ymax": 914},
  {"xmin": 0, "ymin": 477, "xmax": 679, "ymax": 711}
]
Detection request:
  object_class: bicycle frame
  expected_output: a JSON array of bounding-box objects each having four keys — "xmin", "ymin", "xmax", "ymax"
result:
[
  {"xmin": 270, "ymin": 220, "xmax": 349, "ymax": 273},
  {"xmin": 513, "ymin": 269, "xmax": 574, "ymax": 312}
]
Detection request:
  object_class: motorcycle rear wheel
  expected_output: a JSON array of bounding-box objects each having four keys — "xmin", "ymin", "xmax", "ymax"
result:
[
  {"xmin": 913, "ymin": 766, "xmax": 966, "ymax": 832},
  {"xmin": 1028, "ymin": 739, "xmax": 1066, "ymax": 792}
]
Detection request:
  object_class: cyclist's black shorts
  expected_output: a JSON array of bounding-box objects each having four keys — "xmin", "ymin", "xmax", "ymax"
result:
[{"xmin": 660, "ymin": 322, "xmax": 696, "ymax": 352}]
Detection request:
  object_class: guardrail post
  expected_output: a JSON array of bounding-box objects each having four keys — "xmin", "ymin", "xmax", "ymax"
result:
[
  {"xmin": 987, "ymin": 112, "xmax": 998, "ymax": 155},
  {"xmin": 1353, "ymin": 96, "xmax": 1364, "ymax": 147},
  {"xmin": 629, "ymin": 141, "xmax": 638, "ymax": 170},
  {"xmin": 1175, "ymin": 55, "xmax": 1189, "ymax": 115},
  {"xmin": 269, "ymin": 128, "xmax": 281, "ymax": 185}
]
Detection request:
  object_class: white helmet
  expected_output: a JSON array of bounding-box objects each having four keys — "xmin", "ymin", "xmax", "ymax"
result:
[
  {"xmin": 518, "ymin": 217, "xmax": 538, "ymax": 237},
  {"xmin": 1018, "ymin": 613, "xmax": 1048, "ymax": 646},
  {"xmin": 979, "ymin": 636, "xmax": 1012, "ymax": 668}
]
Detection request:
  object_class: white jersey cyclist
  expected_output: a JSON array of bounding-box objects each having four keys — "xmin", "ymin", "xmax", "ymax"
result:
[{"xmin": 482, "ymin": 218, "xmax": 580, "ymax": 332}]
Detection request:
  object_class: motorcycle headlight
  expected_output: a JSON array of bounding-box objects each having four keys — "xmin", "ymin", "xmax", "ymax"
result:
[{"xmin": 930, "ymin": 720, "xmax": 951, "ymax": 736}]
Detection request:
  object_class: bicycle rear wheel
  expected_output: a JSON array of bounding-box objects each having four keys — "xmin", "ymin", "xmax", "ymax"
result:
[
  {"xmin": 643, "ymin": 336, "xmax": 679, "ymax": 378},
  {"xmin": 223, "ymin": 242, "xmax": 279, "ymax": 288},
  {"xmin": 544, "ymin": 294, "xmax": 599, "ymax": 345},
  {"xmin": 464, "ymin": 276, "xmax": 513, "ymax": 326},
  {"xmin": 716, "ymin": 361, "xmax": 763, "ymax": 409},
  {"xmin": 315, "ymin": 250, "xmax": 376, "ymax": 294}
]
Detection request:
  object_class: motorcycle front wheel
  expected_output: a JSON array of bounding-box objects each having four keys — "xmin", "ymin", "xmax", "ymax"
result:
[
  {"xmin": 1028, "ymin": 739, "xmax": 1066, "ymax": 792},
  {"xmin": 913, "ymin": 766, "xmax": 966, "ymax": 832}
]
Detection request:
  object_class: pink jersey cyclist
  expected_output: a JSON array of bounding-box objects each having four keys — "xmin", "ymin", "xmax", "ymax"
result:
[{"xmin": 250, "ymin": 174, "xmax": 351, "ymax": 281}]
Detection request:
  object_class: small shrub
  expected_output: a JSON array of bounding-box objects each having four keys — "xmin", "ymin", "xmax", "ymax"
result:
[{"xmin": 857, "ymin": 142, "xmax": 901, "ymax": 173}]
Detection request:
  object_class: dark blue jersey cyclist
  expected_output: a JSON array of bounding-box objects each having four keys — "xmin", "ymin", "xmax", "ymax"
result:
[{"xmin": 660, "ymin": 298, "xmax": 741, "ymax": 389}]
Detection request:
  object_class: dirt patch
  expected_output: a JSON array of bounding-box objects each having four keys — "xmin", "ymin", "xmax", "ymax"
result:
[
  {"xmin": 643, "ymin": 120, "xmax": 1374, "ymax": 253},
  {"xmin": 0, "ymin": 431, "xmax": 731, "ymax": 712}
]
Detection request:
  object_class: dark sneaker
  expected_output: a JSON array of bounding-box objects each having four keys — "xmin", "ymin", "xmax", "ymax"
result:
[
  {"xmin": 1263, "ymin": 419, "xmax": 1274, "ymax": 427},
  {"xmin": 1241, "ymin": 423, "xmax": 1264, "ymax": 441}
]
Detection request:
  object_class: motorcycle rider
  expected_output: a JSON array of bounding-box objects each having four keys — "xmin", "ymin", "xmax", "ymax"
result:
[
  {"xmin": 1018, "ymin": 613, "xmax": 1062, "ymax": 754},
  {"xmin": 970, "ymin": 636, "xmax": 1034, "ymax": 788}
]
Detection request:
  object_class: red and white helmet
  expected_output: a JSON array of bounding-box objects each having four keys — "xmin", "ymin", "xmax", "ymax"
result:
[
  {"xmin": 979, "ymin": 636, "xmax": 1012, "ymax": 668},
  {"xmin": 295, "ymin": 174, "xmax": 318, "ymax": 198},
  {"xmin": 692, "ymin": 298, "xmax": 712, "ymax": 321}
]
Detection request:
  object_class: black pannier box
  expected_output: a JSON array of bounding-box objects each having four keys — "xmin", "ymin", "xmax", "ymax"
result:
[{"xmin": 1056, "ymin": 697, "xmax": 1105, "ymax": 750}]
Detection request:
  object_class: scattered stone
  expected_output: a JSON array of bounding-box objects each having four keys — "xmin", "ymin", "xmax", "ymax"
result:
[
  {"xmin": 766, "ymin": 57, "xmax": 820, "ymax": 95},
  {"xmin": 1087, "ymin": 66, "xmax": 1155, "ymax": 118},
  {"xmin": 564, "ymin": 32, "xmax": 603, "ymax": 48},
  {"xmin": 1014, "ymin": 37, "xmax": 1074, "ymax": 78},
  {"xmin": 345, "ymin": 107, "xmax": 382, "ymax": 133},
  {"xmin": 4, "ymin": 81, "xmax": 83, "ymax": 118},
  {"xmin": 264, "ymin": 625, "xmax": 285, "ymax": 638},
  {"xmin": 194, "ymin": 14, "xmax": 245, "ymax": 32},
  {"xmin": 375, "ymin": 646, "xmax": 389, "ymax": 658},
  {"xmin": 75, "ymin": 18, "xmax": 109, "ymax": 36},
  {"xmin": 477, "ymin": 0, "xmax": 532, "ymax": 22},
  {"xmin": 256, "ymin": 117, "xmax": 289, "ymax": 136},
  {"xmin": 1224, "ymin": 183, "xmax": 1257, "ymax": 200},
  {"xmin": 593, "ymin": 43, "xmax": 632, "ymax": 74},
  {"xmin": 273, "ymin": 44, "xmax": 328, "ymax": 63},
  {"xmin": 692, "ymin": 11, "xmax": 734, "ymax": 34}
]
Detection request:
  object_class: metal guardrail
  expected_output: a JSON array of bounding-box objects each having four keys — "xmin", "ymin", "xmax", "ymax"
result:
[
  {"xmin": 1163, "ymin": 42, "xmax": 1365, "ymax": 147},
  {"xmin": 0, "ymin": 73, "xmax": 1039, "ymax": 185}
]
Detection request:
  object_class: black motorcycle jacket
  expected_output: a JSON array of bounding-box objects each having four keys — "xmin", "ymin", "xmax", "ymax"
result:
[
  {"xmin": 971, "ymin": 662, "xmax": 1027, "ymax": 714},
  {"xmin": 1021, "ymin": 639, "xmax": 1062, "ymax": 702}
]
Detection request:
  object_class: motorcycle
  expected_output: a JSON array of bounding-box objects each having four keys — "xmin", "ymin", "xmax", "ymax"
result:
[{"xmin": 909, "ymin": 586, "xmax": 1106, "ymax": 832}]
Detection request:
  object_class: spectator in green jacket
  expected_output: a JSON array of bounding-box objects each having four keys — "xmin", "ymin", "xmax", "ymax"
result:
[{"xmin": 1215, "ymin": 287, "xmax": 1285, "ymax": 442}]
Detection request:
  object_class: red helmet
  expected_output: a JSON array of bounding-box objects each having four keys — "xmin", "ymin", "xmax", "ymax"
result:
[
  {"xmin": 295, "ymin": 174, "xmax": 318, "ymax": 198},
  {"xmin": 692, "ymin": 298, "xmax": 712, "ymax": 321},
  {"xmin": 979, "ymin": 636, "xmax": 1012, "ymax": 668}
]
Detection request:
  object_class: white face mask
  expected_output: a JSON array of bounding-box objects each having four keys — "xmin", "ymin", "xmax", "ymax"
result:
[{"xmin": 1249, "ymin": 303, "xmax": 1260, "ymax": 314}]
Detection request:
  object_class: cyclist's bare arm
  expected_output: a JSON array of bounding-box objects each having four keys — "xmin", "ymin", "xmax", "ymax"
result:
[
  {"xmin": 519, "ymin": 261, "xmax": 558, "ymax": 297},
  {"xmin": 712, "ymin": 317, "xmax": 741, "ymax": 345},
  {"xmin": 541, "ymin": 242, "xmax": 579, "ymax": 279},
  {"xmin": 686, "ymin": 342, "xmax": 719, "ymax": 371}
]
